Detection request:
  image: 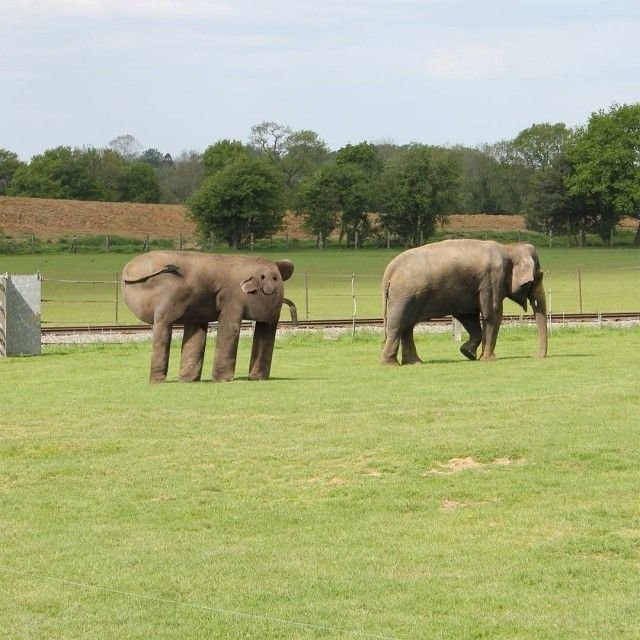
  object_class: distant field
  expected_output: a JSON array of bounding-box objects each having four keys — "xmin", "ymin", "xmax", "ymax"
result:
[
  {"xmin": 1, "ymin": 246, "xmax": 639, "ymax": 325},
  {"xmin": 1, "ymin": 328, "xmax": 640, "ymax": 638}
]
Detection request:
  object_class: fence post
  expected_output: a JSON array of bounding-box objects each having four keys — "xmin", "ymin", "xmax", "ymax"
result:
[
  {"xmin": 115, "ymin": 272, "xmax": 120, "ymax": 323},
  {"xmin": 351, "ymin": 273, "xmax": 357, "ymax": 336},
  {"xmin": 143, "ymin": 235, "xmax": 149, "ymax": 252},
  {"xmin": 105, "ymin": 235, "xmax": 110, "ymax": 252},
  {"xmin": 577, "ymin": 268, "xmax": 583, "ymax": 314},
  {"xmin": 305, "ymin": 272, "xmax": 309, "ymax": 320},
  {"xmin": 452, "ymin": 318, "xmax": 463, "ymax": 342}
]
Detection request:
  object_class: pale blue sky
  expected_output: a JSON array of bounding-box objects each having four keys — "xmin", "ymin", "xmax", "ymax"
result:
[{"xmin": 2, "ymin": 0, "xmax": 639, "ymax": 161}]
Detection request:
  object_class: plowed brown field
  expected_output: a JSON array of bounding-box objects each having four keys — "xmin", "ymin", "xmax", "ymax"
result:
[{"xmin": 0, "ymin": 196, "xmax": 531, "ymax": 242}]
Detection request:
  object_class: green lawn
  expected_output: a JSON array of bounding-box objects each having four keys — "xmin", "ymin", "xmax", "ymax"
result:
[
  {"xmin": 1, "ymin": 326, "xmax": 640, "ymax": 638},
  {"xmin": 1, "ymin": 245, "xmax": 639, "ymax": 325}
]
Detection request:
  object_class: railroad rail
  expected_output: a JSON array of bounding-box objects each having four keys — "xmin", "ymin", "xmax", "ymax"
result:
[{"xmin": 41, "ymin": 311, "xmax": 640, "ymax": 335}]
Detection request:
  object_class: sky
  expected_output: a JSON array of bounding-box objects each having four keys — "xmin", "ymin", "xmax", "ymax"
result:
[{"xmin": 1, "ymin": 0, "xmax": 639, "ymax": 161}]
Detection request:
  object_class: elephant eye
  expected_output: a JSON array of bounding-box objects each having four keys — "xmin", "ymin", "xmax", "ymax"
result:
[{"xmin": 260, "ymin": 274, "xmax": 265, "ymax": 279}]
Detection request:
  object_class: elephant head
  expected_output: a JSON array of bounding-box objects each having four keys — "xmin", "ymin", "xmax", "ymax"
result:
[
  {"xmin": 507, "ymin": 244, "xmax": 548, "ymax": 358},
  {"xmin": 240, "ymin": 260, "xmax": 294, "ymax": 296}
]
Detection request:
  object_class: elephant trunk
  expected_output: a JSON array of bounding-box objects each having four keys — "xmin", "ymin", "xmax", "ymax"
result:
[{"xmin": 529, "ymin": 276, "xmax": 548, "ymax": 358}]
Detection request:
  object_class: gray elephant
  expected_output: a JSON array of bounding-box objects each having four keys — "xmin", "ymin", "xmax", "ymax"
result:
[
  {"xmin": 121, "ymin": 250, "xmax": 294, "ymax": 383},
  {"xmin": 381, "ymin": 239, "xmax": 547, "ymax": 365}
]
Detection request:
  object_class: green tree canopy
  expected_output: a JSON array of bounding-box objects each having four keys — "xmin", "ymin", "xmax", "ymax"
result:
[
  {"xmin": 202, "ymin": 139, "xmax": 251, "ymax": 175},
  {"xmin": 118, "ymin": 162, "xmax": 161, "ymax": 203},
  {"xmin": 566, "ymin": 103, "xmax": 640, "ymax": 245},
  {"xmin": 8, "ymin": 147, "xmax": 104, "ymax": 200},
  {"xmin": 379, "ymin": 145, "xmax": 461, "ymax": 246},
  {"xmin": 296, "ymin": 164, "xmax": 346, "ymax": 247},
  {"xmin": 187, "ymin": 155, "xmax": 286, "ymax": 249},
  {"xmin": 0, "ymin": 149, "xmax": 24, "ymax": 195}
]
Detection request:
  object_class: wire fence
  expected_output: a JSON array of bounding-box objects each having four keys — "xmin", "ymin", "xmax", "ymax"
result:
[{"xmin": 39, "ymin": 267, "xmax": 640, "ymax": 327}]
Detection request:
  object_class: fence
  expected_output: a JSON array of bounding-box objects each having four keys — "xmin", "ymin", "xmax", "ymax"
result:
[{"xmin": 38, "ymin": 267, "xmax": 640, "ymax": 327}]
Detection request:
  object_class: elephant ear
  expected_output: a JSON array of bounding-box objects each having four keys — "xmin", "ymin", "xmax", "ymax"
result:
[
  {"xmin": 240, "ymin": 277, "xmax": 258, "ymax": 294},
  {"xmin": 275, "ymin": 260, "xmax": 294, "ymax": 282},
  {"xmin": 511, "ymin": 254, "xmax": 536, "ymax": 293}
]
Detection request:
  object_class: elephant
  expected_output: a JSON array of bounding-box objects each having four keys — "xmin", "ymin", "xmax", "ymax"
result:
[
  {"xmin": 121, "ymin": 251, "xmax": 294, "ymax": 383},
  {"xmin": 380, "ymin": 239, "xmax": 547, "ymax": 365}
]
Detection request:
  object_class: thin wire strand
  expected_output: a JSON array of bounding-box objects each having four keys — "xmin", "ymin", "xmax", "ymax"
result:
[{"xmin": 0, "ymin": 566, "xmax": 400, "ymax": 640}]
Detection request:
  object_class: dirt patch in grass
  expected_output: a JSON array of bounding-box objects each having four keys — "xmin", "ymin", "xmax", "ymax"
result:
[{"xmin": 429, "ymin": 456, "xmax": 523, "ymax": 474}]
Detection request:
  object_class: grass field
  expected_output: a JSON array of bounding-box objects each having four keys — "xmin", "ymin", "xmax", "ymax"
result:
[
  {"xmin": 1, "ymin": 326, "xmax": 640, "ymax": 638},
  {"xmin": 1, "ymin": 245, "xmax": 639, "ymax": 326}
]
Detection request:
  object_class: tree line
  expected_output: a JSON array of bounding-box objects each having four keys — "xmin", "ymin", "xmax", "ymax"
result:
[{"xmin": 1, "ymin": 103, "xmax": 639, "ymax": 248}]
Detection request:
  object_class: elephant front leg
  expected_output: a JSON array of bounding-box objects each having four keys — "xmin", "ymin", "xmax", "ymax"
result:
[
  {"xmin": 150, "ymin": 321, "xmax": 173, "ymax": 383},
  {"xmin": 179, "ymin": 322, "xmax": 208, "ymax": 382},
  {"xmin": 212, "ymin": 312, "xmax": 241, "ymax": 382},
  {"xmin": 480, "ymin": 309, "xmax": 502, "ymax": 361},
  {"xmin": 455, "ymin": 313, "xmax": 482, "ymax": 361},
  {"xmin": 248, "ymin": 321, "xmax": 277, "ymax": 380}
]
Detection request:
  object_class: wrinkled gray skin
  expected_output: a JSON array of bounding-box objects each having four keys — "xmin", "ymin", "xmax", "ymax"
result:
[
  {"xmin": 381, "ymin": 239, "xmax": 547, "ymax": 365},
  {"xmin": 122, "ymin": 251, "xmax": 294, "ymax": 383}
]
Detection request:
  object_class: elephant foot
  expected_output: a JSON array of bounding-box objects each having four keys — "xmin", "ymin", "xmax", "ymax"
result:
[
  {"xmin": 178, "ymin": 375, "xmax": 201, "ymax": 383},
  {"xmin": 401, "ymin": 356, "xmax": 423, "ymax": 365},
  {"xmin": 380, "ymin": 356, "xmax": 400, "ymax": 366},
  {"xmin": 248, "ymin": 373, "xmax": 269, "ymax": 381},
  {"xmin": 149, "ymin": 373, "xmax": 167, "ymax": 384},
  {"xmin": 213, "ymin": 372, "xmax": 234, "ymax": 382},
  {"xmin": 460, "ymin": 345, "xmax": 477, "ymax": 361},
  {"xmin": 479, "ymin": 352, "xmax": 497, "ymax": 362}
]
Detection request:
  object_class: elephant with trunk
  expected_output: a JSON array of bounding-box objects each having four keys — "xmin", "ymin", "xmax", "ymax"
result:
[
  {"xmin": 122, "ymin": 251, "xmax": 294, "ymax": 383},
  {"xmin": 381, "ymin": 239, "xmax": 547, "ymax": 365}
]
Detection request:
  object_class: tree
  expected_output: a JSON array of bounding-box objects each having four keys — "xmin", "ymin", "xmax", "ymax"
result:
[
  {"xmin": 296, "ymin": 165, "xmax": 344, "ymax": 247},
  {"xmin": 457, "ymin": 146, "xmax": 503, "ymax": 213},
  {"xmin": 0, "ymin": 149, "xmax": 24, "ymax": 194},
  {"xmin": 7, "ymin": 146, "xmax": 104, "ymax": 200},
  {"xmin": 512, "ymin": 122, "xmax": 572, "ymax": 170},
  {"xmin": 202, "ymin": 139, "xmax": 251, "ymax": 175},
  {"xmin": 331, "ymin": 142, "xmax": 384, "ymax": 245},
  {"xmin": 108, "ymin": 134, "xmax": 143, "ymax": 161},
  {"xmin": 379, "ymin": 145, "xmax": 461, "ymax": 246},
  {"xmin": 157, "ymin": 150, "xmax": 205, "ymax": 203},
  {"xmin": 481, "ymin": 140, "xmax": 532, "ymax": 213},
  {"xmin": 249, "ymin": 121, "xmax": 292, "ymax": 159},
  {"xmin": 279, "ymin": 130, "xmax": 330, "ymax": 205},
  {"xmin": 187, "ymin": 155, "xmax": 286, "ymax": 249},
  {"xmin": 566, "ymin": 103, "xmax": 640, "ymax": 245},
  {"xmin": 140, "ymin": 148, "xmax": 173, "ymax": 167},
  {"xmin": 335, "ymin": 142, "xmax": 384, "ymax": 179},
  {"xmin": 118, "ymin": 162, "xmax": 161, "ymax": 203}
]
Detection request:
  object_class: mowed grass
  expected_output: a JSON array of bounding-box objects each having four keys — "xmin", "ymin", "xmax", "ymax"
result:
[
  {"xmin": 1, "ymin": 245, "xmax": 639, "ymax": 325},
  {"xmin": 1, "ymin": 326, "xmax": 640, "ymax": 638}
]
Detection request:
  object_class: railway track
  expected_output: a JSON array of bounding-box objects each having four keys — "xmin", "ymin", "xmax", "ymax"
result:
[{"xmin": 41, "ymin": 312, "xmax": 640, "ymax": 335}]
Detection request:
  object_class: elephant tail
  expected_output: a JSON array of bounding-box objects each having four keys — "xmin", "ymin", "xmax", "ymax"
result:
[
  {"xmin": 382, "ymin": 280, "xmax": 391, "ymax": 341},
  {"xmin": 123, "ymin": 264, "xmax": 181, "ymax": 285}
]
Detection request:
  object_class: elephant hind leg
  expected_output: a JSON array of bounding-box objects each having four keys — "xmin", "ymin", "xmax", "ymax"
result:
[
  {"xmin": 454, "ymin": 313, "xmax": 482, "ymax": 361},
  {"xmin": 400, "ymin": 327, "xmax": 422, "ymax": 365},
  {"xmin": 150, "ymin": 321, "xmax": 173, "ymax": 383},
  {"xmin": 248, "ymin": 321, "xmax": 277, "ymax": 380},
  {"xmin": 179, "ymin": 322, "xmax": 208, "ymax": 382}
]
